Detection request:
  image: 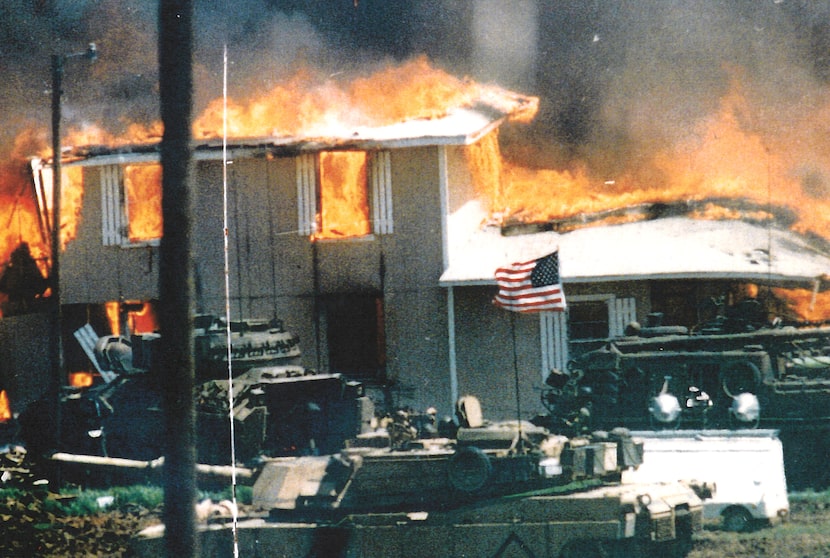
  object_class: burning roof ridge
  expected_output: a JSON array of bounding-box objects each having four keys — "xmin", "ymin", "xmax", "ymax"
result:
[
  {"xmin": 500, "ymin": 197, "xmax": 800, "ymax": 237},
  {"xmin": 45, "ymin": 86, "xmax": 539, "ymax": 162}
]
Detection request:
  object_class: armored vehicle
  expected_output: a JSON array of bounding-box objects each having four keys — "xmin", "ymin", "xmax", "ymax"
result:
[
  {"xmin": 18, "ymin": 315, "xmax": 373, "ymax": 470},
  {"xmin": 536, "ymin": 309, "xmax": 830, "ymax": 487},
  {"xmin": 133, "ymin": 398, "xmax": 703, "ymax": 558},
  {"xmin": 622, "ymin": 429, "xmax": 789, "ymax": 532}
]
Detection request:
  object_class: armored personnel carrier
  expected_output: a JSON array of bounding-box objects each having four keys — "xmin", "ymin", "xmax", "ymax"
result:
[
  {"xmin": 133, "ymin": 398, "xmax": 703, "ymax": 558},
  {"xmin": 539, "ymin": 311, "xmax": 830, "ymax": 431},
  {"xmin": 536, "ymin": 308, "xmax": 830, "ymax": 487},
  {"xmin": 18, "ymin": 315, "xmax": 373, "ymax": 470}
]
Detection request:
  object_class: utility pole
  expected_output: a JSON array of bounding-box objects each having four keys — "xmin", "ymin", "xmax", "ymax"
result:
[
  {"xmin": 50, "ymin": 42, "xmax": 97, "ymax": 461},
  {"xmin": 158, "ymin": 1, "xmax": 197, "ymax": 556}
]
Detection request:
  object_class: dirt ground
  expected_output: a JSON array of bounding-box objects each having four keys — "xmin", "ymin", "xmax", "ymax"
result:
[{"xmin": 2, "ymin": 496, "xmax": 830, "ymax": 557}]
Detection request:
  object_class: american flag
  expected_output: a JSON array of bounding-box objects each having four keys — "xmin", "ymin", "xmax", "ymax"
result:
[{"xmin": 493, "ymin": 251, "xmax": 566, "ymax": 313}]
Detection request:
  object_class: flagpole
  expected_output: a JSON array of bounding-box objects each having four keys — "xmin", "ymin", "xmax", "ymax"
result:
[
  {"xmin": 509, "ymin": 311, "xmax": 523, "ymax": 452},
  {"xmin": 494, "ymin": 248, "xmax": 565, "ymax": 453}
]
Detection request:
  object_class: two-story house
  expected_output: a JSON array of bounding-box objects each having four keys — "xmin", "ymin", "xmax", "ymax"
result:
[{"xmin": 10, "ymin": 84, "xmax": 830, "ymax": 423}]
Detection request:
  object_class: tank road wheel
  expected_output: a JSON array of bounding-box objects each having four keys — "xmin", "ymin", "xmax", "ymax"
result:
[
  {"xmin": 448, "ymin": 446, "xmax": 492, "ymax": 493},
  {"xmin": 722, "ymin": 506, "xmax": 753, "ymax": 532},
  {"xmin": 720, "ymin": 361, "xmax": 761, "ymax": 398}
]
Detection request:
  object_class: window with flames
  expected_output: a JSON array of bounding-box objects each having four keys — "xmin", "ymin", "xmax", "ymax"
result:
[
  {"xmin": 101, "ymin": 163, "xmax": 162, "ymax": 246},
  {"xmin": 297, "ymin": 150, "xmax": 393, "ymax": 239}
]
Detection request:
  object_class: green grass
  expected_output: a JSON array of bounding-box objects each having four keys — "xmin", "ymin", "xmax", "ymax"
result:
[
  {"xmin": 790, "ymin": 488, "xmax": 830, "ymax": 506},
  {"xmin": 0, "ymin": 483, "xmax": 252, "ymax": 517}
]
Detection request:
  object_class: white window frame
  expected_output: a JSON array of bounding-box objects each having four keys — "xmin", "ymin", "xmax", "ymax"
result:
[
  {"xmin": 100, "ymin": 164, "xmax": 161, "ymax": 248},
  {"xmin": 296, "ymin": 151, "xmax": 393, "ymax": 237},
  {"xmin": 540, "ymin": 294, "xmax": 636, "ymax": 380},
  {"xmin": 296, "ymin": 154, "xmax": 317, "ymax": 236}
]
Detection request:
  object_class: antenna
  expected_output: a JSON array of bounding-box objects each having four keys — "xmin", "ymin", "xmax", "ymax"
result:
[
  {"xmin": 221, "ymin": 43, "xmax": 241, "ymax": 557},
  {"xmin": 766, "ymin": 146, "xmax": 772, "ymax": 297}
]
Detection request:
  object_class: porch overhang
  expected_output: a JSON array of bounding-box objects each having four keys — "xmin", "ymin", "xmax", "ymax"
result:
[{"xmin": 439, "ymin": 201, "xmax": 830, "ymax": 291}]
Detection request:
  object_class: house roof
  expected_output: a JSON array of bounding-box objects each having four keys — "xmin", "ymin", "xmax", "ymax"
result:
[
  {"xmin": 58, "ymin": 90, "xmax": 538, "ymax": 165},
  {"xmin": 440, "ymin": 201, "xmax": 830, "ymax": 290}
]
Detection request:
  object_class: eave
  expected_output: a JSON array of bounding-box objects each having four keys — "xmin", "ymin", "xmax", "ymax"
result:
[{"xmin": 440, "ymin": 201, "xmax": 830, "ymax": 291}]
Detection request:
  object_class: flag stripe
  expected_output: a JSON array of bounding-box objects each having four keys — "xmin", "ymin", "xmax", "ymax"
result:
[
  {"xmin": 493, "ymin": 251, "xmax": 566, "ymax": 313},
  {"xmin": 495, "ymin": 289, "xmax": 564, "ymax": 302}
]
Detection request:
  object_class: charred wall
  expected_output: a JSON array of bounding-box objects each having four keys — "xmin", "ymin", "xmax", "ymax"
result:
[{"xmin": 0, "ymin": 313, "xmax": 50, "ymax": 415}]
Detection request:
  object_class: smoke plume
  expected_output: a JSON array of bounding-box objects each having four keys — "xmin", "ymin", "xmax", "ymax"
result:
[{"xmin": 1, "ymin": 1, "xmax": 830, "ymax": 249}]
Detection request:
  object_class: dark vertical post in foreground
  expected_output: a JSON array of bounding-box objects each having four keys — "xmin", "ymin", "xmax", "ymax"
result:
[
  {"xmin": 158, "ymin": 1, "xmax": 196, "ymax": 556},
  {"xmin": 49, "ymin": 54, "xmax": 65, "ymax": 458}
]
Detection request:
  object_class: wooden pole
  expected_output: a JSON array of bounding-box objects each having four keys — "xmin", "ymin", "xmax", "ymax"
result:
[
  {"xmin": 509, "ymin": 311, "xmax": 524, "ymax": 450},
  {"xmin": 49, "ymin": 53, "xmax": 65, "ymax": 461},
  {"xmin": 158, "ymin": 1, "xmax": 196, "ymax": 556}
]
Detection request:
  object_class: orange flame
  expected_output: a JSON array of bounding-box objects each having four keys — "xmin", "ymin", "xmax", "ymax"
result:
[
  {"xmin": 124, "ymin": 164, "xmax": 163, "ymax": 242},
  {"xmin": 68, "ymin": 372, "xmax": 94, "ymax": 388},
  {"xmin": 128, "ymin": 301, "xmax": 157, "ymax": 334},
  {"xmin": 773, "ymin": 288, "xmax": 830, "ymax": 323},
  {"xmin": 194, "ymin": 57, "xmax": 481, "ymax": 140},
  {"xmin": 105, "ymin": 300, "xmax": 158, "ymax": 336},
  {"xmin": 0, "ymin": 389, "xmax": 10, "ymax": 421},
  {"xmin": 317, "ymin": 151, "xmax": 370, "ymax": 239},
  {"xmin": 474, "ymin": 76, "xmax": 830, "ymax": 243},
  {"xmin": 105, "ymin": 300, "xmax": 120, "ymax": 336},
  {"xmin": 60, "ymin": 166, "xmax": 84, "ymax": 249},
  {"xmin": 0, "ymin": 130, "xmax": 52, "ymax": 291},
  {"xmin": 3, "ymin": 57, "xmax": 830, "ymax": 323}
]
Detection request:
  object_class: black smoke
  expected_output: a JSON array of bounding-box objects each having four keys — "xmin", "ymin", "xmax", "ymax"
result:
[{"xmin": 2, "ymin": 0, "xmax": 830, "ymax": 176}]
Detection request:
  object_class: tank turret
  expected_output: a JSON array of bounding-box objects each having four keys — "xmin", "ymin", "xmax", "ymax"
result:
[{"xmin": 18, "ymin": 315, "xmax": 372, "ymax": 469}]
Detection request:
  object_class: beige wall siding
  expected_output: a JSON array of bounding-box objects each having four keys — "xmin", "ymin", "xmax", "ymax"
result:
[
  {"xmin": 452, "ymin": 286, "xmax": 544, "ymax": 420},
  {"xmin": 55, "ymin": 146, "xmax": 452, "ymax": 413},
  {"xmin": 56, "ymin": 144, "xmax": 683, "ymax": 420},
  {"xmin": 379, "ymin": 147, "xmax": 448, "ymax": 410},
  {"xmin": 445, "ymin": 144, "xmax": 477, "ymax": 214},
  {"xmin": 62, "ymin": 166, "xmax": 159, "ymax": 304}
]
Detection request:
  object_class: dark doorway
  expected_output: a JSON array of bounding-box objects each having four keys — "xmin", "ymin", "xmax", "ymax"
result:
[
  {"xmin": 650, "ymin": 281, "xmax": 699, "ymax": 328},
  {"xmin": 325, "ymin": 294, "xmax": 385, "ymax": 381}
]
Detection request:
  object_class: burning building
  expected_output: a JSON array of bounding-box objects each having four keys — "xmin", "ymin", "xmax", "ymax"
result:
[
  {"xmin": 3, "ymin": 3, "xmax": 830, "ymax": 425},
  {"xmin": 7, "ymin": 54, "xmax": 830, "ymax": 424}
]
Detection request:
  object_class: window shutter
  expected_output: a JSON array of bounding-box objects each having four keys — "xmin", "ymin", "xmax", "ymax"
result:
[
  {"xmin": 541, "ymin": 311, "xmax": 569, "ymax": 380},
  {"xmin": 296, "ymin": 154, "xmax": 317, "ymax": 236},
  {"xmin": 101, "ymin": 164, "xmax": 126, "ymax": 246},
  {"xmin": 371, "ymin": 150, "xmax": 393, "ymax": 234},
  {"xmin": 610, "ymin": 297, "xmax": 637, "ymax": 337}
]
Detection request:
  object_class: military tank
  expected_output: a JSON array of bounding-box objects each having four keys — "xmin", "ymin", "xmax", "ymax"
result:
[
  {"xmin": 17, "ymin": 315, "xmax": 373, "ymax": 472},
  {"xmin": 133, "ymin": 396, "xmax": 704, "ymax": 558},
  {"xmin": 535, "ymin": 307, "xmax": 830, "ymax": 488}
]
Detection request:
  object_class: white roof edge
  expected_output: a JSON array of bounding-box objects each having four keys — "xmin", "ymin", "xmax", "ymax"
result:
[
  {"xmin": 51, "ymin": 128, "xmax": 498, "ymax": 167},
  {"xmin": 46, "ymin": 101, "xmax": 521, "ymax": 166},
  {"xmin": 439, "ymin": 272, "xmax": 827, "ymax": 288},
  {"xmin": 440, "ymin": 202, "xmax": 830, "ymax": 290}
]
